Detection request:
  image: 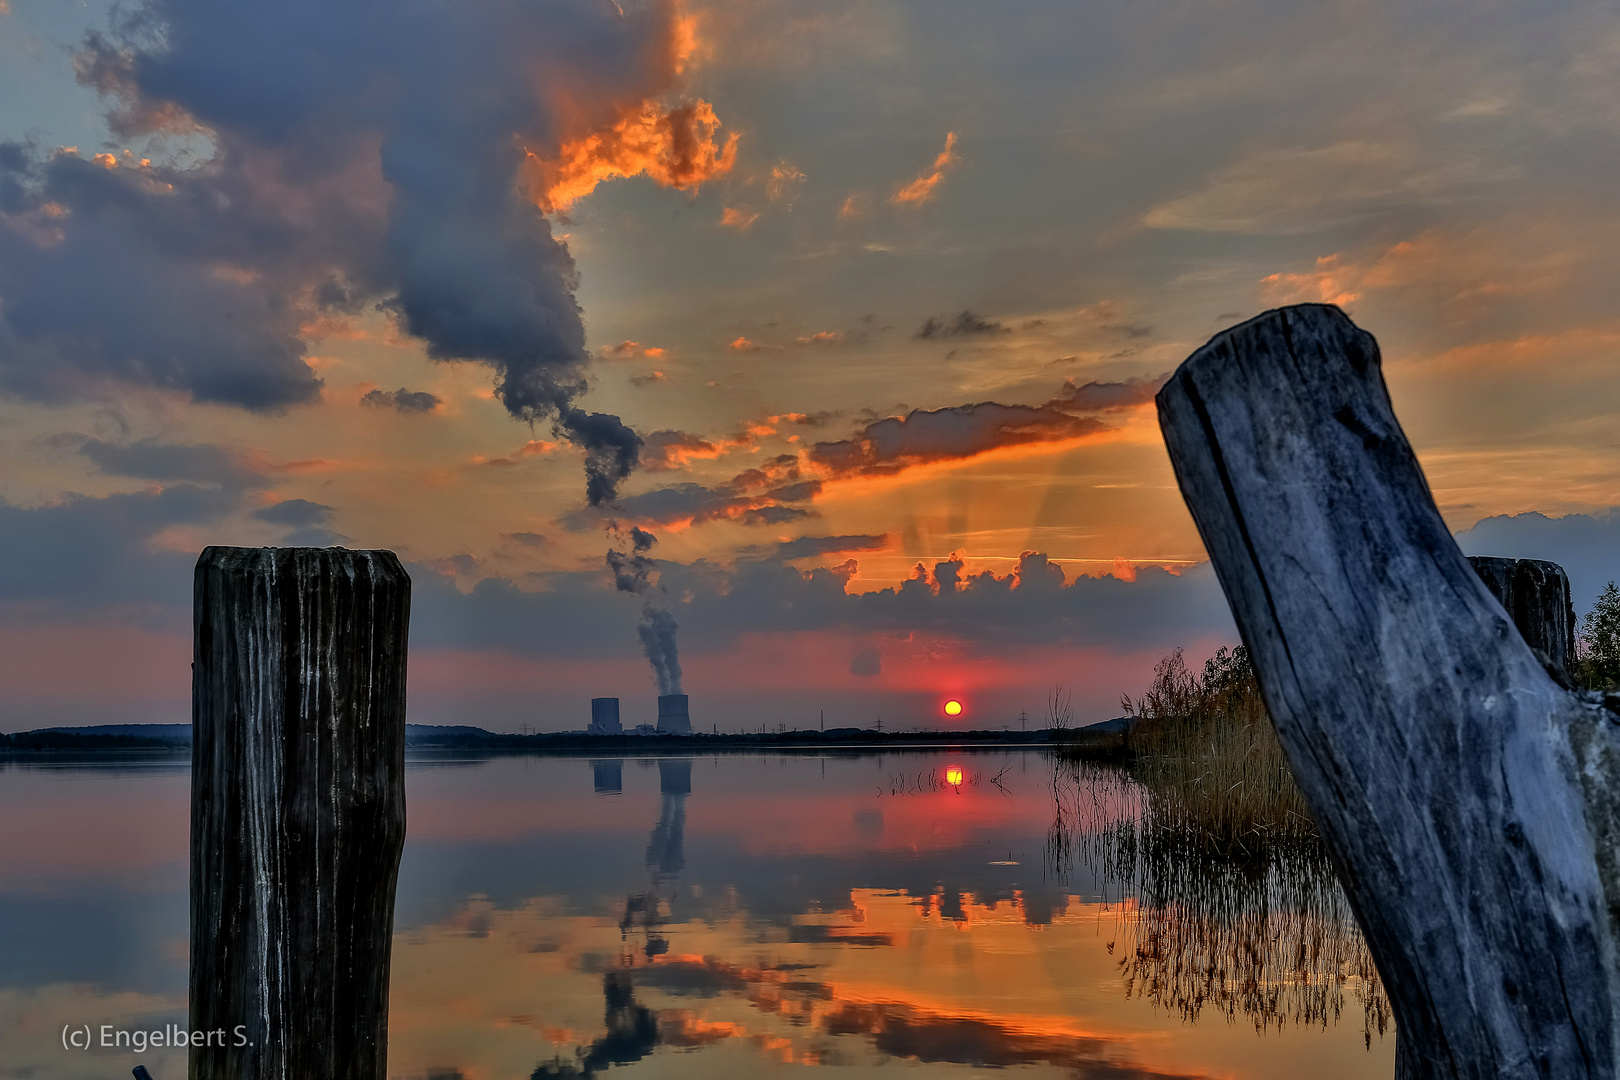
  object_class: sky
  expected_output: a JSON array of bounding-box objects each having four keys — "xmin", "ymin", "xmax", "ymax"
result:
[{"xmin": 1, "ymin": 0, "xmax": 1618, "ymax": 732}]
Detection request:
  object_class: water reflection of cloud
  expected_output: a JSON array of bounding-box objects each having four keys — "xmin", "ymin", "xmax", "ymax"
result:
[{"xmin": 388, "ymin": 883, "xmax": 1384, "ymax": 1080}]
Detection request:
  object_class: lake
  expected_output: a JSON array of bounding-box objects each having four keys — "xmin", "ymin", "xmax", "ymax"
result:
[{"xmin": 0, "ymin": 749, "xmax": 1393, "ymax": 1079}]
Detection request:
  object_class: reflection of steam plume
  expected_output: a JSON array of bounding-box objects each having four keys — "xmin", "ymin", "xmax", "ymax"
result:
[
  {"xmin": 619, "ymin": 758, "xmax": 692, "ymax": 962},
  {"xmin": 530, "ymin": 970, "xmax": 658, "ymax": 1079},
  {"xmin": 647, "ymin": 759, "xmax": 690, "ymax": 878},
  {"xmin": 606, "ymin": 525, "xmax": 683, "ymax": 695}
]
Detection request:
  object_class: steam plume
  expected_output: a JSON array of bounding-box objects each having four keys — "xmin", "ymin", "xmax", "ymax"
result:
[
  {"xmin": 0, "ymin": 0, "xmax": 742, "ymax": 507},
  {"xmin": 607, "ymin": 525, "xmax": 683, "ymax": 695}
]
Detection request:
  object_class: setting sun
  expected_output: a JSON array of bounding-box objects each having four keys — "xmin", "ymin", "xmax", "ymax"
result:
[
  {"xmin": 944, "ymin": 699, "xmax": 963, "ymax": 717},
  {"xmin": 945, "ymin": 766, "xmax": 964, "ymax": 787}
]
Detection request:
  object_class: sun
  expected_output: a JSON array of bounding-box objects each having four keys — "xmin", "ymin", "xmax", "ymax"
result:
[{"xmin": 943, "ymin": 699, "xmax": 963, "ymax": 717}]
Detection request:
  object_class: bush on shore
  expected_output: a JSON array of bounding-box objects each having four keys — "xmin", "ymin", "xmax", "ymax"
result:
[{"xmin": 1117, "ymin": 645, "xmax": 1317, "ymax": 853}]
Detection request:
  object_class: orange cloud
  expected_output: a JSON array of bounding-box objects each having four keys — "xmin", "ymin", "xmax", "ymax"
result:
[
  {"xmin": 837, "ymin": 194, "xmax": 864, "ymax": 220},
  {"xmin": 1260, "ymin": 229, "xmax": 1575, "ymax": 312},
  {"xmin": 893, "ymin": 132, "xmax": 957, "ymax": 205},
  {"xmin": 300, "ymin": 314, "xmax": 369, "ymax": 341},
  {"xmin": 1259, "ymin": 253, "xmax": 1363, "ymax": 307},
  {"xmin": 526, "ymin": 99, "xmax": 739, "ymax": 214},
  {"xmin": 721, "ymin": 206, "xmax": 760, "ymax": 229},
  {"xmin": 477, "ymin": 439, "xmax": 559, "ymax": 466},
  {"xmin": 600, "ymin": 340, "xmax": 668, "ymax": 360},
  {"xmin": 766, "ymin": 161, "xmax": 805, "ymax": 203},
  {"xmin": 641, "ymin": 422, "xmax": 777, "ymax": 471}
]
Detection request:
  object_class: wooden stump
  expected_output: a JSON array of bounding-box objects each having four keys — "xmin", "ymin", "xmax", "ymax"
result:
[
  {"xmin": 1467, "ymin": 555, "xmax": 1579, "ymax": 678},
  {"xmin": 1157, "ymin": 304, "xmax": 1620, "ymax": 1079},
  {"xmin": 191, "ymin": 546, "xmax": 409, "ymax": 1080}
]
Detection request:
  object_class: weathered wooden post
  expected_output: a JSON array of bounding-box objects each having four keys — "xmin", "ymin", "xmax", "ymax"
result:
[
  {"xmin": 1157, "ymin": 305, "xmax": 1619, "ymax": 1079},
  {"xmin": 1467, "ymin": 555, "xmax": 1579, "ymax": 678},
  {"xmin": 192, "ymin": 546, "xmax": 409, "ymax": 1079}
]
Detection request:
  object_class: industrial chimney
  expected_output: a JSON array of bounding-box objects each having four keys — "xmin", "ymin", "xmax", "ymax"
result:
[
  {"xmin": 656, "ymin": 694, "xmax": 691, "ymax": 735},
  {"xmin": 589, "ymin": 697, "xmax": 622, "ymax": 735}
]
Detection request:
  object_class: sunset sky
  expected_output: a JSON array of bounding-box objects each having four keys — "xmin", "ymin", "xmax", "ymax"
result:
[{"xmin": 2, "ymin": 0, "xmax": 1618, "ymax": 731}]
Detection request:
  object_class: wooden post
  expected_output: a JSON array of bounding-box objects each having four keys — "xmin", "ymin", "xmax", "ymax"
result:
[
  {"xmin": 1467, "ymin": 555, "xmax": 1579, "ymax": 678},
  {"xmin": 1156, "ymin": 305, "xmax": 1619, "ymax": 1079},
  {"xmin": 191, "ymin": 546, "xmax": 409, "ymax": 1080}
]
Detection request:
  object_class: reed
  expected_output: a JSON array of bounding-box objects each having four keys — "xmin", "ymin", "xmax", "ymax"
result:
[
  {"xmin": 1120, "ymin": 646, "xmax": 1318, "ymax": 854},
  {"xmin": 1047, "ymin": 759, "xmax": 1390, "ymax": 1041}
]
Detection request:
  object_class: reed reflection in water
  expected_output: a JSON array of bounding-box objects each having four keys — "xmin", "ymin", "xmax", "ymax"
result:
[{"xmin": 1047, "ymin": 758, "xmax": 1392, "ymax": 1044}]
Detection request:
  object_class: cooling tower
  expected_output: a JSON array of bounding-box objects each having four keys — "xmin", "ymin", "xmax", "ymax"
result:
[
  {"xmin": 591, "ymin": 759, "xmax": 623, "ymax": 794},
  {"xmin": 589, "ymin": 697, "xmax": 622, "ymax": 735},
  {"xmin": 656, "ymin": 694, "xmax": 691, "ymax": 735}
]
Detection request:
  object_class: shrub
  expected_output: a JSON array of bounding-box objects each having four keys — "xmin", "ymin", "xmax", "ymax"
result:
[{"xmin": 1121, "ymin": 645, "xmax": 1317, "ymax": 853}]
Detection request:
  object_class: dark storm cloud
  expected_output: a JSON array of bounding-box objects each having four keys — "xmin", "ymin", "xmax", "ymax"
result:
[
  {"xmin": 811, "ymin": 402, "xmax": 1104, "ymax": 478},
  {"xmin": 502, "ymin": 530, "xmax": 548, "ymax": 547},
  {"xmin": 0, "ymin": 0, "xmax": 696, "ymax": 503},
  {"xmin": 777, "ymin": 534, "xmax": 890, "ymax": 560},
  {"xmin": 604, "ymin": 482, "xmax": 818, "ymax": 529},
  {"xmin": 582, "ymin": 453, "xmax": 822, "ymax": 530},
  {"xmin": 408, "ymin": 549, "xmax": 1234, "ymax": 660},
  {"xmin": 360, "ymin": 387, "xmax": 441, "ymax": 414},
  {"xmin": 915, "ymin": 311, "xmax": 1007, "ymax": 339},
  {"xmin": 639, "ymin": 429, "xmax": 717, "ymax": 471},
  {"xmin": 809, "ymin": 376, "xmax": 1166, "ymax": 480},
  {"xmin": 0, "ymin": 485, "xmax": 232, "ymax": 615},
  {"xmin": 598, "ymin": 377, "xmax": 1161, "ymax": 528},
  {"xmin": 0, "ymin": 148, "xmax": 325, "ymax": 410},
  {"xmin": 1455, "ymin": 508, "xmax": 1620, "ymax": 613},
  {"xmin": 72, "ymin": 436, "xmax": 264, "ymax": 489},
  {"xmin": 251, "ymin": 499, "xmax": 333, "ymax": 528},
  {"xmin": 1053, "ymin": 374, "xmax": 1169, "ymax": 411}
]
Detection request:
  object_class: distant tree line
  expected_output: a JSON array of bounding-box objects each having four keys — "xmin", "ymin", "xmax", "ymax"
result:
[
  {"xmin": 0, "ymin": 730, "xmax": 179, "ymax": 751},
  {"xmin": 1579, "ymin": 580, "xmax": 1620, "ymax": 691}
]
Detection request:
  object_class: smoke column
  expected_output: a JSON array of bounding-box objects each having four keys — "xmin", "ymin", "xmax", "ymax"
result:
[
  {"xmin": 606, "ymin": 525, "xmax": 683, "ymax": 696},
  {"xmin": 4, "ymin": 0, "xmax": 720, "ymax": 507}
]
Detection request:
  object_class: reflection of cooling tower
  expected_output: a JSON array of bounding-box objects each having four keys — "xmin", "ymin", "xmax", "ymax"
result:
[
  {"xmin": 648, "ymin": 759, "xmax": 690, "ymax": 878},
  {"xmin": 656, "ymin": 694, "xmax": 691, "ymax": 735},
  {"xmin": 589, "ymin": 697, "xmax": 622, "ymax": 735},
  {"xmin": 658, "ymin": 758, "xmax": 692, "ymax": 796},
  {"xmin": 591, "ymin": 759, "xmax": 623, "ymax": 794}
]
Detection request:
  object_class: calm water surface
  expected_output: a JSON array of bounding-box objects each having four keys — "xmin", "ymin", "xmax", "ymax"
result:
[{"xmin": 0, "ymin": 750, "xmax": 1393, "ymax": 1079}]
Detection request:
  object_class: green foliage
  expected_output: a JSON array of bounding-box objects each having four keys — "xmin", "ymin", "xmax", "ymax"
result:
[{"xmin": 1579, "ymin": 581, "xmax": 1620, "ymax": 691}]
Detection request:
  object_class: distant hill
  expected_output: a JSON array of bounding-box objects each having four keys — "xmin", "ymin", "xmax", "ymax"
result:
[
  {"xmin": 406, "ymin": 724, "xmax": 498, "ymax": 744},
  {"xmin": 1, "ymin": 723, "xmax": 504, "ymax": 748},
  {"xmin": 2, "ymin": 722, "xmax": 1061, "ymax": 753},
  {"xmin": 1, "ymin": 723, "xmax": 190, "ymax": 751},
  {"xmin": 26, "ymin": 724, "xmax": 194, "ymax": 741}
]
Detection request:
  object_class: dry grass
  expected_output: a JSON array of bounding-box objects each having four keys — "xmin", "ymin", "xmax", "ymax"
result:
[
  {"xmin": 1045, "ymin": 646, "xmax": 1389, "ymax": 1039},
  {"xmin": 1120, "ymin": 646, "xmax": 1318, "ymax": 854}
]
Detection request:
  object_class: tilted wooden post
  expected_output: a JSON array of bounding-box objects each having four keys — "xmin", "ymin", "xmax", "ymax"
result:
[
  {"xmin": 1156, "ymin": 305, "xmax": 1619, "ymax": 1078},
  {"xmin": 192, "ymin": 546, "xmax": 409, "ymax": 1079}
]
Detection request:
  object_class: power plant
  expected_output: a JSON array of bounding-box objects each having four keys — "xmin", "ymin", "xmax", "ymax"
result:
[
  {"xmin": 656, "ymin": 694, "xmax": 691, "ymax": 735},
  {"xmin": 588, "ymin": 697, "xmax": 622, "ymax": 735}
]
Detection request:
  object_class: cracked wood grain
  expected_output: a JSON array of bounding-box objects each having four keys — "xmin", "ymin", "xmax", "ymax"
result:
[
  {"xmin": 1157, "ymin": 304, "xmax": 1620, "ymax": 1080},
  {"xmin": 191, "ymin": 546, "xmax": 409, "ymax": 1080}
]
